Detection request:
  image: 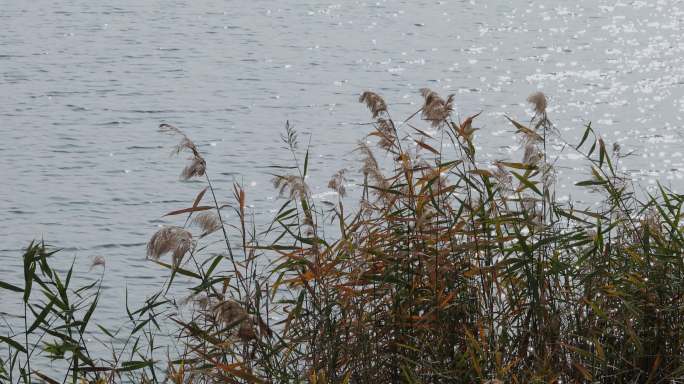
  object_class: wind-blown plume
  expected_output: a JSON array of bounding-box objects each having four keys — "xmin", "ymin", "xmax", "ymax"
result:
[
  {"xmin": 527, "ymin": 91, "xmax": 547, "ymax": 115},
  {"xmin": 328, "ymin": 169, "xmax": 348, "ymax": 198},
  {"xmin": 374, "ymin": 118, "xmax": 396, "ymax": 151},
  {"xmin": 420, "ymin": 88, "xmax": 454, "ymax": 127},
  {"xmin": 358, "ymin": 142, "xmax": 387, "ymax": 191},
  {"xmin": 147, "ymin": 226, "xmax": 194, "ymax": 265},
  {"xmin": 159, "ymin": 123, "xmax": 206, "ymax": 180},
  {"xmin": 272, "ymin": 175, "xmax": 310, "ymax": 200},
  {"xmin": 191, "ymin": 211, "xmax": 222, "ymax": 236},
  {"xmin": 212, "ymin": 298, "xmax": 257, "ymax": 340},
  {"xmin": 89, "ymin": 255, "xmax": 106, "ymax": 271},
  {"xmin": 359, "ymin": 91, "xmax": 387, "ymax": 118}
]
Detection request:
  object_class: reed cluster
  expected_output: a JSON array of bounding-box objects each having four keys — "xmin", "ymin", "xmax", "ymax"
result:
[{"xmin": 3, "ymin": 90, "xmax": 684, "ymax": 383}]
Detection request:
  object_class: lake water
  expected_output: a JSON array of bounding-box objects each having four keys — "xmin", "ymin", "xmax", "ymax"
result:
[{"xmin": 1, "ymin": 0, "xmax": 683, "ymax": 374}]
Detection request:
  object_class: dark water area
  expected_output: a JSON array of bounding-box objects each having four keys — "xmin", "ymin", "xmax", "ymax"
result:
[{"xmin": 1, "ymin": 0, "xmax": 683, "ymax": 373}]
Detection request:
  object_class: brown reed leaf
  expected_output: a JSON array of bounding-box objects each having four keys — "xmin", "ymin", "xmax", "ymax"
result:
[
  {"xmin": 164, "ymin": 205, "xmax": 214, "ymax": 217},
  {"xmin": 415, "ymin": 138, "xmax": 440, "ymax": 155},
  {"xmin": 507, "ymin": 116, "xmax": 543, "ymax": 145}
]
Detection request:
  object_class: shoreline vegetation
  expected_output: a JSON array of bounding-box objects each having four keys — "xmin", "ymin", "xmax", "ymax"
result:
[{"xmin": 3, "ymin": 90, "xmax": 684, "ymax": 383}]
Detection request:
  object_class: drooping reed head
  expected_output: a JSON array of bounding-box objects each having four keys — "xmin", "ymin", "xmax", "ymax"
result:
[
  {"xmin": 159, "ymin": 123, "xmax": 206, "ymax": 180},
  {"xmin": 357, "ymin": 141, "xmax": 388, "ymax": 193},
  {"xmin": 206, "ymin": 297, "xmax": 257, "ymax": 341},
  {"xmin": 328, "ymin": 169, "xmax": 348, "ymax": 198},
  {"xmin": 522, "ymin": 143, "xmax": 542, "ymax": 166},
  {"xmin": 493, "ymin": 161, "xmax": 513, "ymax": 192},
  {"xmin": 89, "ymin": 255, "xmax": 106, "ymax": 271},
  {"xmin": 181, "ymin": 157, "xmax": 206, "ymax": 180},
  {"xmin": 527, "ymin": 91, "xmax": 547, "ymax": 115},
  {"xmin": 359, "ymin": 91, "xmax": 387, "ymax": 118},
  {"xmin": 374, "ymin": 118, "xmax": 396, "ymax": 152},
  {"xmin": 147, "ymin": 226, "xmax": 194, "ymax": 266},
  {"xmin": 191, "ymin": 211, "xmax": 222, "ymax": 236},
  {"xmin": 272, "ymin": 175, "xmax": 310, "ymax": 200},
  {"xmin": 420, "ymin": 88, "xmax": 454, "ymax": 127},
  {"xmin": 213, "ymin": 298, "xmax": 247, "ymax": 326}
]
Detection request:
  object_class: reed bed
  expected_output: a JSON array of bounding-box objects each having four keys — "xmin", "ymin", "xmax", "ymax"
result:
[{"xmin": 3, "ymin": 90, "xmax": 684, "ymax": 383}]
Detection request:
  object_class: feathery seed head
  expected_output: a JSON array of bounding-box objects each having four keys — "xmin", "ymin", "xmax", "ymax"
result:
[
  {"xmin": 328, "ymin": 169, "xmax": 348, "ymax": 198},
  {"xmin": 214, "ymin": 298, "xmax": 248, "ymax": 326},
  {"xmin": 522, "ymin": 144, "xmax": 542, "ymax": 166},
  {"xmin": 359, "ymin": 91, "xmax": 387, "ymax": 118},
  {"xmin": 420, "ymin": 88, "xmax": 454, "ymax": 127},
  {"xmin": 273, "ymin": 175, "xmax": 310, "ymax": 200},
  {"xmin": 374, "ymin": 118, "xmax": 396, "ymax": 151},
  {"xmin": 158, "ymin": 123, "xmax": 207, "ymax": 180},
  {"xmin": 181, "ymin": 157, "xmax": 206, "ymax": 180},
  {"xmin": 493, "ymin": 162, "xmax": 513, "ymax": 192},
  {"xmin": 89, "ymin": 255, "xmax": 106, "ymax": 271},
  {"xmin": 238, "ymin": 319, "xmax": 257, "ymax": 341},
  {"xmin": 191, "ymin": 211, "xmax": 222, "ymax": 236},
  {"xmin": 527, "ymin": 91, "xmax": 547, "ymax": 115},
  {"xmin": 147, "ymin": 226, "xmax": 194, "ymax": 266},
  {"xmin": 357, "ymin": 142, "xmax": 387, "ymax": 192}
]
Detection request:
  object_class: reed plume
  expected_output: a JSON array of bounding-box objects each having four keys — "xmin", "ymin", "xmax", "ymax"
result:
[
  {"xmin": 357, "ymin": 141, "xmax": 387, "ymax": 192},
  {"xmin": 159, "ymin": 123, "xmax": 206, "ymax": 180},
  {"xmin": 374, "ymin": 118, "xmax": 396, "ymax": 151},
  {"xmin": 420, "ymin": 88, "xmax": 454, "ymax": 127},
  {"xmin": 89, "ymin": 255, "xmax": 106, "ymax": 271},
  {"xmin": 527, "ymin": 91, "xmax": 547, "ymax": 115},
  {"xmin": 272, "ymin": 175, "xmax": 310, "ymax": 200},
  {"xmin": 328, "ymin": 168, "xmax": 348, "ymax": 198},
  {"xmin": 522, "ymin": 143, "xmax": 542, "ymax": 166},
  {"xmin": 200, "ymin": 297, "xmax": 257, "ymax": 341},
  {"xmin": 191, "ymin": 211, "xmax": 222, "ymax": 236},
  {"xmin": 359, "ymin": 91, "xmax": 387, "ymax": 118},
  {"xmin": 213, "ymin": 298, "xmax": 248, "ymax": 327},
  {"xmin": 147, "ymin": 226, "xmax": 193, "ymax": 265},
  {"xmin": 493, "ymin": 161, "xmax": 513, "ymax": 192}
]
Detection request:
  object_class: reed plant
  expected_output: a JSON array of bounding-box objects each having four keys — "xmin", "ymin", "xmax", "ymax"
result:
[{"xmin": 3, "ymin": 90, "xmax": 684, "ymax": 383}]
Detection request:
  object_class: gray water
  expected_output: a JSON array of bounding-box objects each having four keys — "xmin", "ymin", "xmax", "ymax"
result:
[{"xmin": 1, "ymin": 0, "xmax": 683, "ymax": 374}]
